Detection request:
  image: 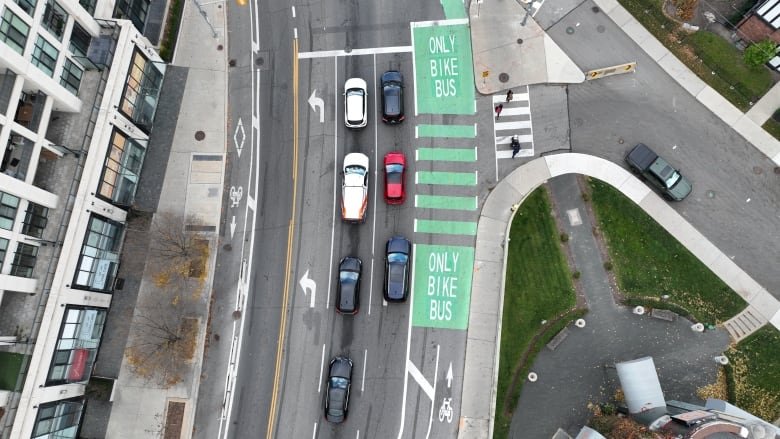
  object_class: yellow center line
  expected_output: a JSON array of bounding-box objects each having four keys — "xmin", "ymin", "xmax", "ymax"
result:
[{"xmin": 266, "ymin": 38, "xmax": 299, "ymax": 439}]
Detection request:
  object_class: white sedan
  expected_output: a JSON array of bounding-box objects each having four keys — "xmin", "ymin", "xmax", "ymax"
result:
[
  {"xmin": 344, "ymin": 78, "xmax": 367, "ymax": 129},
  {"xmin": 341, "ymin": 153, "xmax": 369, "ymax": 223}
]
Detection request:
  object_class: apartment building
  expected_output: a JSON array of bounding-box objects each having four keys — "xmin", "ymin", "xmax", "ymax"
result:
[{"xmin": 0, "ymin": 0, "xmax": 164, "ymax": 435}]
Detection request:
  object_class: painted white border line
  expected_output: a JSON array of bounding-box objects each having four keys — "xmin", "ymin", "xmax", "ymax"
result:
[
  {"xmin": 410, "ymin": 18, "xmax": 470, "ymax": 27},
  {"xmin": 299, "ymin": 45, "xmax": 413, "ymax": 59}
]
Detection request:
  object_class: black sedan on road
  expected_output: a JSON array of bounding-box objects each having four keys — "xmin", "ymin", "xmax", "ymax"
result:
[
  {"xmin": 324, "ymin": 356, "xmax": 353, "ymax": 423},
  {"xmin": 380, "ymin": 70, "xmax": 404, "ymax": 124},
  {"xmin": 337, "ymin": 257, "xmax": 361, "ymax": 314},
  {"xmin": 384, "ymin": 236, "xmax": 411, "ymax": 302}
]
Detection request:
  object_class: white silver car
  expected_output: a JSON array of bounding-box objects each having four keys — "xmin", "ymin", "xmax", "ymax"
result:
[
  {"xmin": 344, "ymin": 78, "xmax": 367, "ymax": 129},
  {"xmin": 341, "ymin": 153, "xmax": 369, "ymax": 223}
]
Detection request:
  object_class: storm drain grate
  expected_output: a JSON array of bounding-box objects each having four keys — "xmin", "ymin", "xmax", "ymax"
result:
[{"xmin": 164, "ymin": 401, "xmax": 185, "ymax": 439}]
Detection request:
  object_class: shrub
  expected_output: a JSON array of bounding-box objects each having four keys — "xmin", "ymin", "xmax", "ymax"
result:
[
  {"xmin": 560, "ymin": 232, "xmax": 569, "ymax": 242},
  {"xmin": 603, "ymin": 261, "xmax": 613, "ymax": 271},
  {"xmin": 572, "ymin": 271, "xmax": 581, "ymax": 279},
  {"xmin": 744, "ymin": 40, "xmax": 777, "ymax": 68}
]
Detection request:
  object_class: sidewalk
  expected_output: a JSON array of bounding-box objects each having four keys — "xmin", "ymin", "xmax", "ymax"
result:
[
  {"xmin": 458, "ymin": 153, "xmax": 780, "ymax": 439},
  {"xmin": 102, "ymin": 1, "xmax": 228, "ymax": 437}
]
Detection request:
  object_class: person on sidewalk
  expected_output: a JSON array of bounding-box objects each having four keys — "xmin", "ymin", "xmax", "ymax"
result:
[
  {"xmin": 495, "ymin": 103, "xmax": 503, "ymax": 119},
  {"xmin": 511, "ymin": 135, "xmax": 521, "ymax": 158},
  {"xmin": 506, "ymin": 90, "xmax": 513, "ymax": 102}
]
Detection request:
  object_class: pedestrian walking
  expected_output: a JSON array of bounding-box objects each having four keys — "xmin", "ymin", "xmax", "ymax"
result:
[
  {"xmin": 511, "ymin": 135, "xmax": 521, "ymax": 159},
  {"xmin": 506, "ymin": 90, "xmax": 513, "ymax": 102},
  {"xmin": 495, "ymin": 104, "xmax": 503, "ymax": 119}
]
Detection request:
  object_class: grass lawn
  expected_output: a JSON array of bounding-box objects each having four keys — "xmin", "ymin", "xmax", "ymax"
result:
[
  {"xmin": 726, "ymin": 326, "xmax": 780, "ymax": 420},
  {"xmin": 763, "ymin": 116, "xmax": 780, "ymax": 140},
  {"xmin": 0, "ymin": 351, "xmax": 26, "ymax": 390},
  {"xmin": 494, "ymin": 187, "xmax": 578, "ymax": 439},
  {"xmin": 617, "ymin": 0, "xmax": 775, "ymax": 111},
  {"xmin": 587, "ymin": 179, "xmax": 745, "ymax": 323}
]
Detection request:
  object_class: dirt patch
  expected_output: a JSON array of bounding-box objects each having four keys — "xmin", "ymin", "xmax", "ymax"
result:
[{"xmin": 164, "ymin": 401, "xmax": 185, "ymax": 439}]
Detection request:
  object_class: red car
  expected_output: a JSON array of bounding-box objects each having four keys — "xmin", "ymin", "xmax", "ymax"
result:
[{"xmin": 383, "ymin": 152, "xmax": 406, "ymax": 204}]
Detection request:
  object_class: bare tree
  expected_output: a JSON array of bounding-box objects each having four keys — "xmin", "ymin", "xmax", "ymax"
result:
[{"xmin": 148, "ymin": 212, "xmax": 210, "ymax": 292}]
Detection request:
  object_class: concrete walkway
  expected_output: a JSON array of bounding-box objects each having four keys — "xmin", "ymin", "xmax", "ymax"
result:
[
  {"xmin": 458, "ymin": 153, "xmax": 780, "ymax": 438},
  {"xmin": 103, "ymin": 0, "xmax": 228, "ymax": 437}
]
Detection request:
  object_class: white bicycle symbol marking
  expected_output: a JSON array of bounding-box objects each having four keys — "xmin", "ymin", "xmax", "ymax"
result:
[
  {"xmin": 438, "ymin": 397, "xmax": 453, "ymax": 423},
  {"xmin": 229, "ymin": 186, "xmax": 243, "ymax": 208}
]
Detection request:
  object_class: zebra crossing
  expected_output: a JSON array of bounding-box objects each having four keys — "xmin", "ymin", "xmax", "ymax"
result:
[{"xmin": 493, "ymin": 86, "xmax": 534, "ymax": 159}]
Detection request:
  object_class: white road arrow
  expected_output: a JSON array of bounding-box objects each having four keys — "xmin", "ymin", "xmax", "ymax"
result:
[
  {"xmin": 446, "ymin": 362, "xmax": 453, "ymax": 389},
  {"xmin": 230, "ymin": 216, "xmax": 236, "ymax": 239},
  {"xmin": 299, "ymin": 269, "xmax": 316, "ymax": 308},
  {"xmin": 308, "ymin": 90, "xmax": 325, "ymax": 123}
]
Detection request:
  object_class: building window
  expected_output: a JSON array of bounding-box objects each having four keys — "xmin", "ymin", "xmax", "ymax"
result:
[
  {"xmin": 78, "ymin": 0, "xmax": 96, "ymax": 14},
  {"xmin": 0, "ymin": 237, "xmax": 8, "ymax": 268},
  {"xmin": 73, "ymin": 215, "xmax": 123, "ymax": 292},
  {"xmin": 60, "ymin": 58, "xmax": 83, "ymax": 95},
  {"xmin": 0, "ymin": 191, "xmax": 20, "ymax": 230},
  {"xmin": 69, "ymin": 22, "xmax": 90, "ymax": 57},
  {"xmin": 0, "ymin": 9, "xmax": 30, "ymax": 55},
  {"xmin": 22, "ymin": 202, "xmax": 48, "ymax": 238},
  {"xmin": 98, "ymin": 130, "xmax": 146, "ymax": 206},
  {"xmin": 41, "ymin": 0, "xmax": 67, "ymax": 40},
  {"xmin": 13, "ymin": 0, "xmax": 37, "ymax": 16},
  {"xmin": 32, "ymin": 35, "xmax": 59, "ymax": 77},
  {"xmin": 10, "ymin": 242, "xmax": 37, "ymax": 277},
  {"xmin": 113, "ymin": 0, "xmax": 149, "ymax": 33},
  {"xmin": 32, "ymin": 398, "xmax": 84, "ymax": 438},
  {"xmin": 46, "ymin": 307, "xmax": 106, "ymax": 385},
  {"xmin": 119, "ymin": 50, "xmax": 163, "ymax": 130}
]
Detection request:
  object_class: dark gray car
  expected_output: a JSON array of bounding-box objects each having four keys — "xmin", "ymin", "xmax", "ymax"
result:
[
  {"xmin": 625, "ymin": 143, "xmax": 692, "ymax": 201},
  {"xmin": 381, "ymin": 70, "xmax": 404, "ymax": 124},
  {"xmin": 324, "ymin": 356, "xmax": 353, "ymax": 423},
  {"xmin": 337, "ymin": 257, "xmax": 361, "ymax": 314},
  {"xmin": 384, "ymin": 236, "xmax": 411, "ymax": 302}
]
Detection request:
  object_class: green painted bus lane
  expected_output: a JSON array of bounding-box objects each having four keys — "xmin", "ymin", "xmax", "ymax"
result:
[
  {"xmin": 415, "ymin": 219, "xmax": 477, "ymax": 236},
  {"xmin": 412, "ymin": 22, "xmax": 475, "ymax": 115},
  {"xmin": 417, "ymin": 124, "xmax": 476, "ymax": 138},
  {"xmin": 415, "ymin": 194, "xmax": 477, "ymax": 210},
  {"xmin": 412, "ymin": 244, "xmax": 474, "ymax": 329},
  {"xmin": 416, "ymin": 171, "xmax": 477, "ymax": 186},
  {"xmin": 416, "ymin": 147, "xmax": 477, "ymax": 162}
]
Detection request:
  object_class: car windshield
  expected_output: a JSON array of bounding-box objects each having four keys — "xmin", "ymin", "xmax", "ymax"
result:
[
  {"xmin": 345, "ymin": 165, "xmax": 366, "ymax": 176},
  {"xmin": 386, "ymin": 164, "xmax": 403, "ymax": 183},
  {"xmin": 330, "ymin": 377, "xmax": 349, "ymax": 389},
  {"xmin": 387, "ymin": 253, "xmax": 408, "ymax": 264},
  {"xmin": 665, "ymin": 171, "xmax": 681, "ymax": 188},
  {"xmin": 340, "ymin": 271, "xmax": 359, "ymax": 282}
]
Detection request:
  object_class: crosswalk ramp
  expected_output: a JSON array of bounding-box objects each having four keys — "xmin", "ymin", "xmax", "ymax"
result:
[{"xmin": 493, "ymin": 86, "xmax": 534, "ymax": 158}]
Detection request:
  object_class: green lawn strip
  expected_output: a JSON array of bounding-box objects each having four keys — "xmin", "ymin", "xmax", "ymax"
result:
[
  {"xmin": 494, "ymin": 187, "xmax": 577, "ymax": 439},
  {"xmin": 587, "ymin": 179, "xmax": 745, "ymax": 323},
  {"xmin": 725, "ymin": 326, "xmax": 780, "ymax": 421},
  {"xmin": 0, "ymin": 352, "xmax": 26, "ymax": 390},
  {"xmin": 762, "ymin": 117, "xmax": 780, "ymax": 140},
  {"xmin": 616, "ymin": 0, "xmax": 775, "ymax": 111}
]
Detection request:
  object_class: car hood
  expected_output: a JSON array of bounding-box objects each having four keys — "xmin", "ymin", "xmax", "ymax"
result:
[{"xmin": 669, "ymin": 175, "xmax": 692, "ymax": 200}]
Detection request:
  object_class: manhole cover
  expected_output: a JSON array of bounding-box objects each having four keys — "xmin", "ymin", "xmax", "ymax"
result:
[
  {"xmin": 195, "ymin": 131, "xmax": 205, "ymax": 141},
  {"xmin": 753, "ymin": 166, "xmax": 763, "ymax": 174},
  {"xmin": 228, "ymin": 59, "xmax": 236, "ymax": 67},
  {"xmin": 517, "ymin": 38, "xmax": 523, "ymax": 44},
  {"xmin": 706, "ymin": 190, "xmax": 716, "ymax": 198},
  {"xmin": 255, "ymin": 57, "xmax": 264, "ymax": 66},
  {"xmin": 597, "ymin": 25, "xmax": 605, "ymax": 33},
  {"xmin": 566, "ymin": 27, "xmax": 575, "ymax": 34},
  {"xmin": 499, "ymin": 73, "xmax": 509, "ymax": 83},
  {"xmin": 217, "ymin": 44, "xmax": 223, "ymax": 51},
  {"xmin": 592, "ymin": 6, "xmax": 600, "ymax": 12}
]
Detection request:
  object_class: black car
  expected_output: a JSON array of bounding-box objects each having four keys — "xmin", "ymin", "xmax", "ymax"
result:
[
  {"xmin": 337, "ymin": 257, "xmax": 361, "ymax": 314},
  {"xmin": 380, "ymin": 70, "xmax": 404, "ymax": 124},
  {"xmin": 324, "ymin": 356, "xmax": 353, "ymax": 423},
  {"xmin": 384, "ymin": 236, "xmax": 411, "ymax": 302}
]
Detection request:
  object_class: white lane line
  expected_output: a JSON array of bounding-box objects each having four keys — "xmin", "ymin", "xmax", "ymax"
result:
[
  {"xmin": 327, "ymin": 57, "xmax": 338, "ymax": 310},
  {"xmin": 499, "ymin": 105, "xmax": 531, "ymax": 116},
  {"xmin": 318, "ymin": 344, "xmax": 326, "ymax": 393},
  {"xmin": 361, "ymin": 349, "xmax": 367, "ymax": 392},
  {"xmin": 496, "ymin": 134, "xmax": 533, "ymax": 144},
  {"xmin": 369, "ymin": 53, "xmax": 378, "ymax": 316},
  {"xmin": 291, "ymin": 5, "xmax": 295, "ymax": 17},
  {"xmin": 492, "ymin": 92, "xmax": 529, "ymax": 103},
  {"xmin": 493, "ymin": 99, "xmax": 498, "ymax": 181},
  {"xmin": 294, "ymin": 27, "xmax": 298, "ymax": 39},
  {"xmin": 424, "ymin": 345, "xmax": 441, "ymax": 439},
  {"xmin": 495, "ymin": 120, "xmax": 532, "ymax": 130},
  {"xmin": 411, "ymin": 23, "xmax": 418, "ymax": 117},
  {"xmin": 252, "ymin": 0, "xmax": 259, "ymax": 52},
  {"xmin": 407, "ymin": 360, "xmax": 434, "ymax": 400},
  {"xmin": 298, "ymin": 46, "xmax": 413, "ymax": 59},
  {"xmin": 397, "ymin": 244, "xmax": 417, "ymax": 439},
  {"xmin": 356, "ymin": 430, "xmax": 360, "ymax": 439},
  {"xmin": 312, "ymin": 423, "xmax": 317, "ymax": 439},
  {"xmin": 410, "ymin": 18, "xmax": 469, "ymax": 27}
]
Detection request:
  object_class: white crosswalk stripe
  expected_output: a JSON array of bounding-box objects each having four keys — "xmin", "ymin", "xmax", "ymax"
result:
[{"xmin": 492, "ymin": 85, "xmax": 534, "ymax": 159}]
